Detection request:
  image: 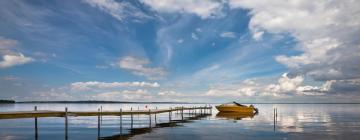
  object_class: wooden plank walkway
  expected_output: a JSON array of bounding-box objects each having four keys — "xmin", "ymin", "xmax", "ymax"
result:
[
  {"xmin": 0, "ymin": 106, "xmax": 212, "ymax": 119},
  {"xmin": 0, "ymin": 106, "xmax": 213, "ymax": 139}
]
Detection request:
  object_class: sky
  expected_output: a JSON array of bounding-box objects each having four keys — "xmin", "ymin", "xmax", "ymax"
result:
[{"xmin": 0, "ymin": 0, "xmax": 359, "ymax": 103}]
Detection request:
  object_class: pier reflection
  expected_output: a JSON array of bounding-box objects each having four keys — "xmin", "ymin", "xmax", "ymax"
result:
[{"xmin": 100, "ymin": 114, "xmax": 211, "ymax": 140}]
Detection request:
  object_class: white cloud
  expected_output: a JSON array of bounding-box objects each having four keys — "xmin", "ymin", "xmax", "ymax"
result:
[
  {"xmin": 83, "ymin": 0, "xmax": 151, "ymax": 21},
  {"xmin": 220, "ymin": 31, "xmax": 236, "ymax": 38},
  {"xmin": 0, "ymin": 37, "xmax": 34, "ymax": 68},
  {"xmin": 0, "ymin": 53, "xmax": 34, "ymax": 68},
  {"xmin": 90, "ymin": 89, "xmax": 149, "ymax": 100},
  {"xmin": 140, "ymin": 0, "xmax": 224, "ymax": 19},
  {"xmin": 229, "ymin": 0, "xmax": 360, "ymax": 95},
  {"xmin": 191, "ymin": 32, "xmax": 199, "ymax": 40},
  {"xmin": 205, "ymin": 73, "xmax": 326, "ymax": 98},
  {"xmin": 71, "ymin": 81, "xmax": 160, "ymax": 91},
  {"xmin": 117, "ymin": 56, "xmax": 167, "ymax": 80},
  {"xmin": 158, "ymin": 90, "xmax": 183, "ymax": 97}
]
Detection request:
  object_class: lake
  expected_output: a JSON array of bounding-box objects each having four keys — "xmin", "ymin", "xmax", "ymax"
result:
[{"xmin": 1, "ymin": 103, "xmax": 359, "ymax": 140}]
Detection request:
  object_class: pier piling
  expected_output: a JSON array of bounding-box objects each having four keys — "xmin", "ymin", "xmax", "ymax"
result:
[
  {"xmin": 130, "ymin": 107, "xmax": 133, "ymax": 129},
  {"xmin": 65, "ymin": 107, "xmax": 68, "ymax": 140},
  {"xmin": 149, "ymin": 109, "xmax": 151, "ymax": 127},
  {"xmin": 34, "ymin": 106, "xmax": 38, "ymax": 140},
  {"xmin": 155, "ymin": 107, "xmax": 157, "ymax": 125},
  {"xmin": 98, "ymin": 108, "xmax": 100, "ymax": 139},
  {"xmin": 120, "ymin": 108, "xmax": 122, "ymax": 134}
]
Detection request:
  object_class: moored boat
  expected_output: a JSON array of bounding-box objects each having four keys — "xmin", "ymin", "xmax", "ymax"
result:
[{"xmin": 216, "ymin": 102, "xmax": 258, "ymax": 113}]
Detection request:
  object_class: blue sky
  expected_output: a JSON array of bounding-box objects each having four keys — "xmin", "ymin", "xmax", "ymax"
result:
[{"xmin": 0, "ymin": 0, "xmax": 359, "ymax": 103}]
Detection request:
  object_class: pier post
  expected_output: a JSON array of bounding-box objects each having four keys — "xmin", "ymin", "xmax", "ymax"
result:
[
  {"xmin": 155, "ymin": 107, "xmax": 157, "ymax": 125},
  {"xmin": 191, "ymin": 107, "xmax": 193, "ymax": 116},
  {"xmin": 120, "ymin": 108, "xmax": 122, "ymax": 134},
  {"xmin": 149, "ymin": 109, "xmax": 151, "ymax": 127},
  {"xmin": 273, "ymin": 108, "xmax": 276, "ymax": 131},
  {"xmin": 275, "ymin": 108, "xmax": 278, "ymax": 124},
  {"xmin": 98, "ymin": 108, "xmax": 100, "ymax": 139},
  {"xmin": 131, "ymin": 107, "xmax": 133, "ymax": 129},
  {"xmin": 181, "ymin": 106, "xmax": 184, "ymax": 120},
  {"xmin": 100, "ymin": 106, "xmax": 103, "ymax": 124},
  {"xmin": 169, "ymin": 107, "xmax": 172, "ymax": 122},
  {"xmin": 34, "ymin": 106, "xmax": 38, "ymax": 140},
  {"xmin": 65, "ymin": 107, "xmax": 68, "ymax": 140},
  {"xmin": 203, "ymin": 106, "xmax": 206, "ymax": 114}
]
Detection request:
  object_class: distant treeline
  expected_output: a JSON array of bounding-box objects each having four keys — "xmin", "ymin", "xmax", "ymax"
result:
[{"xmin": 0, "ymin": 99, "xmax": 15, "ymax": 103}]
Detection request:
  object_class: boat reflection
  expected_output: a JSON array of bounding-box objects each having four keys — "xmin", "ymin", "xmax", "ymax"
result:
[
  {"xmin": 100, "ymin": 114, "xmax": 211, "ymax": 140},
  {"xmin": 216, "ymin": 112, "xmax": 257, "ymax": 120}
]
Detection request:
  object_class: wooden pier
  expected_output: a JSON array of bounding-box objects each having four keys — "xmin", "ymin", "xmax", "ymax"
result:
[
  {"xmin": 0, "ymin": 105, "xmax": 212, "ymax": 140},
  {"xmin": 0, "ymin": 106, "xmax": 212, "ymax": 119}
]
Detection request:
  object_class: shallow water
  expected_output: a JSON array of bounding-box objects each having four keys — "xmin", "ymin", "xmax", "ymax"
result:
[{"xmin": 1, "ymin": 103, "xmax": 359, "ymax": 140}]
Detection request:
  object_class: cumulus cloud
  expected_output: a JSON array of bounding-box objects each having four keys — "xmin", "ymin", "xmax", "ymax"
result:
[
  {"xmin": 83, "ymin": 0, "xmax": 151, "ymax": 21},
  {"xmin": 0, "ymin": 37, "xmax": 34, "ymax": 68},
  {"xmin": 71, "ymin": 81, "xmax": 160, "ymax": 91},
  {"xmin": 220, "ymin": 31, "xmax": 236, "ymax": 38},
  {"xmin": 140, "ymin": 0, "xmax": 224, "ymax": 19},
  {"xmin": 229, "ymin": 0, "xmax": 360, "ymax": 95},
  {"xmin": 116, "ymin": 56, "xmax": 167, "ymax": 80},
  {"xmin": 0, "ymin": 53, "xmax": 34, "ymax": 68},
  {"xmin": 205, "ymin": 73, "xmax": 327, "ymax": 98}
]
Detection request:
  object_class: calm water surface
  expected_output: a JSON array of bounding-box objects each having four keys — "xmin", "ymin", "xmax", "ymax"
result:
[{"xmin": 0, "ymin": 103, "xmax": 359, "ymax": 140}]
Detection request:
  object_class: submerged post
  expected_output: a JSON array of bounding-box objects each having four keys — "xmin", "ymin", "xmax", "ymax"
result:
[
  {"xmin": 65, "ymin": 107, "xmax": 68, "ymax": 140},
  {"xmin": 131, "ymin": 107, "xmax": 133, "ymax": 129},
  {"xmin": 273, "ymin": 108, "xmax": 276, "ymax": 131},
  {"xmin": 100, "ymin": 106, "xmax": 103, "ymax": 124},
  {"xmin": 276, "ymin": 108, "xmax": 278, "ymax": 124},
  {"xmin": 98, "ymin": 108, "xmax": 101, "ymax": 139},
  {"xmin": 34, "ymin": 106, "xmax": 38, "ymax": 139},
  {"xmin": 120, "ymin": 108, "xmax": 122, "ymax": 134},
  {"xmin": 275, "ymin": 108, "xmax": 278, "ymax": 124}
]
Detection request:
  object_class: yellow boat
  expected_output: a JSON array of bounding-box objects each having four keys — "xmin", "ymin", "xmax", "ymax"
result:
[{"xmin": 216, "ymin": 102, "xmax": 258, "ymax": 113}]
